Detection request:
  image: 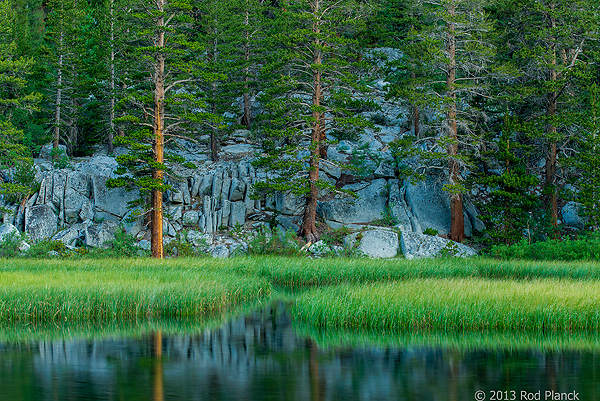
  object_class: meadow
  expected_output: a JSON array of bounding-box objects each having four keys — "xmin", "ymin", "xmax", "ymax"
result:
[{"xmin": 1, "ymin": 256, "xmax": 599, "ymax": 334}]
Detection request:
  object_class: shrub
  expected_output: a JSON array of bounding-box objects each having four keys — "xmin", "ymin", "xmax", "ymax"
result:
[
  {"xmin": 88, "ymin": 229, "xmax": 145, "ymax": 258},
  {"xmin": 247, "ymin": 226, "xmax": 305, "ymax": 256},
  {"xmin": 50, "ymin": 148, "xmax": 72, "ymax": 169},
  {"xmin": 423, "ymin": 227, "xmax": 438, "ymax": 236},
  {"xmin": 164, "ymin": 231, "xmax": 205, "ymax": 258},
  {"xmin": 486, "ymin": 233, "xmax": 600, "ymax": 261},
  {"xmin": 27, "ymin": 240, "xmax": 70, "ymax": 258},
  {"xmin": 0, "ymin": 159, "xmax": 40, "ymax": 210},
  {"xmin": 321, "ymin": 226, "xmax": 353, "ymax": 246},
  {"xmin": 0, "ymin": 231, "xmax": 25, "ymax": 257}
]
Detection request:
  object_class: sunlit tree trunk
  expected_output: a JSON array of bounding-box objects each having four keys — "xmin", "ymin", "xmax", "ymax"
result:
[{"xmin": 151, "ymin": 2, "xmax": 165, "ymax": 259}]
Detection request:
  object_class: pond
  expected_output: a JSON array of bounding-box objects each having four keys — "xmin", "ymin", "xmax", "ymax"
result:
[{"xmin": 1, "ymin": 301, "xmax": 599, "ymax": 401}]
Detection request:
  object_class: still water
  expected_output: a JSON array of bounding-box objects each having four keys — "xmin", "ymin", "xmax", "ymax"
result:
[{"xmin": 0, "ymin": 301, "xmax": 599, "ymax": 401}]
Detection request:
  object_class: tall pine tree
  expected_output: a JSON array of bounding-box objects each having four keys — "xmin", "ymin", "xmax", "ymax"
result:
[
  {"xmin": 494, "ymin": 0, "xmax": 599, "ymax": 226},
  {"xmin": 254, "ymin": 0, "xmax": 372, "ymax": 243},
  {"xmin": 108, "ymin": 0, "xmax": 204, "ymax": 258},
  {"xmin": 389, "ymin": 0, "xmax": 495, "ymax": 241}
]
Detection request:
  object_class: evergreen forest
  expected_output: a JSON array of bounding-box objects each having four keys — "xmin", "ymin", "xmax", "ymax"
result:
[{"xmin": 1, "ymin": 0, "xmax": 600, "ymax": 257}]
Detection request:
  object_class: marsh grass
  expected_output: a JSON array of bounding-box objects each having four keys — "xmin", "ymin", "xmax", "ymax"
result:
[
  {"xmin": 0, "ymin": 258, "xmax": 271, "ymax": 322},
  {"xmin": 225, "ymin": 256, "xmax": 600, "ymax": 287},
  {"xmin": 0, "ymin": 299, "xmax": 272, "ymax": 343},
  {"xmin": 4, "ymin": 256, "xmax": 600, "ymax": 326},
  {"xmin": 292, "ymin": 279, "xmax": 600, "ymax": 332}
]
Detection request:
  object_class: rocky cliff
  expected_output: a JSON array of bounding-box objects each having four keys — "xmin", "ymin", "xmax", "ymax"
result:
[{"xmin": 0, "ymin": 56, "xmax": 484, "ymax": 259}]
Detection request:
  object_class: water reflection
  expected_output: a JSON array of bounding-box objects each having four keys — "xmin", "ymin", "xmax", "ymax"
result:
[{"xmin": 0, "ymin": 302, "xmax": 599, "ymax": 401}]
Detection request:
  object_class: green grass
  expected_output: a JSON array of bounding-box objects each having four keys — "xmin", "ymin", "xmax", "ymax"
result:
[
  {"xmin": 292, "ymin": 279, "xmax": 600, "ymax": 332},
  {"xmin": 0, "ymin": 300, "xmax": 273, "ymax": 343},
  {"xmin": 0, "ymin": 258, "xmax": 271, "ymax": 322},
  {"xmin": 3, "ymin": 256, "xmax": 600, "ymax": 331},
  {"xmin": 225, "ymin": 256, "xmax": 600, "ymax": 287},
  {"xmin": 487, "ymin": 234, "xmax": 600, "ymax": 261}
]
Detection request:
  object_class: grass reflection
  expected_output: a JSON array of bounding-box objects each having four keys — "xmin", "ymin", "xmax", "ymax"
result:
[
  {"xmin": 294, "ymin": 323, "xmax": 600, "ymax": 352},
  {"xmin": 0, "ymin": 299, "xmax": 268, "ymax": 343}
]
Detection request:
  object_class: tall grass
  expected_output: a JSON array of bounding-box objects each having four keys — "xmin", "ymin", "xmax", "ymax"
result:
[
  {"xmin": 293, "ymin": 279, "xmax": 600, "ymax": 332},
  {"xmin": 224, "ymin": 256, "xmax": 600, "ymax": 287},
  {"xmin": 4, "ymin": 256, "xmax": 600, "ymax": 325},
  {"xmin": 487, "ymin": 234, "xmax": 600, "ymax": 261},
  {"xmin": 0, "ymin": 258, "xmax": 271, "ymax": 322},
  {"xmin": 0, "ymin": 300, "xmax": 273, "ymax": 343}
]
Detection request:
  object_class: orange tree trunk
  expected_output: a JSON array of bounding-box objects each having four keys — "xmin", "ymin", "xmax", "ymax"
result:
[{"xmin": 151, "ymin": 4, "xmax": 165, "ymax": 259}]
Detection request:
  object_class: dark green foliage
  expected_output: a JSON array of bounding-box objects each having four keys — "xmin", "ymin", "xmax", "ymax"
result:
[
  {"xmin": 0, "ymin": 159, "xmax": 39, "ymax": 211},
  {"xmin": 320, "ymin": 226, "xmax": 353, "ymax": 247},
  {"xmin": 49, "ymin": 148, "xmax": 71, "ymax": 169},
  {"xmin": 0, "ymin": 231, "xmax": 24, "ymax": 257},
  {"xmin": 476, "ymin": 118, "xmax": 539, "ymax": 245},
  {"xmin": 246, "ymin": 227, "xmax": 304, "ymax": 257},
  {"xmin": 574, "ymin": 83, "xmax": 600, "ymax": 229},
  {"xmin": 486, "ymin": 233, "xmax": 600, "ymax": 261},
  {"xmin": 252, "ymin": 0, "xmax": 373, "ymax": 216},
  {"xmin": 26, "ymin": 239, "xmax": 71, "ymax": 258},
  {"xmin": 164, "ymin": 231, "xmax": 206, "ymax": 258},
  {"xmin": 23, "ymin": 229, "xmax": 145, "ymax": 258},
  {"xmin": 108, "ymin": 0, "xmax": 208, "ymax": 211},
  {"xmin": 88, "ymin": 229, "xmax": 143, "ymax": 258},
  {"xmin": 423, "ymin": 227, "xmax": 438, "ymax": 236},
  {"xmin": 0, "ymin": 0, "xmax": 41, "ymax": 209}
]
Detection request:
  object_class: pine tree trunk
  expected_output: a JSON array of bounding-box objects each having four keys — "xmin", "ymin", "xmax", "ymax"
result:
[
  {"xmin": 108, "ymin": 0, "xmax": 115, "ymax": 154},
  {"xmin": 241, "ymin": 6, "xmax": 251, "ymax": 127},
  {"xmin": 546, "ymin": 5, "xmax": 559, "ymax": 226},
  {"xmin": 300, "ymin": 0, "xmax": 322, "ymax": 243},
  {"xmin": 53, "ymin": 30, "xmax": 64, "ymax": 160},
  {"xmin": 411, "ymin": 70, "xmax": 420, "ymax": 138},
  {"xmin": 151, "ymin": 3, "xmax": 165, "ymax": 259},
  {"xmin": 446, "ymin": 4, "xmax": 464, "ymax": 242},
  {"xmin": 210, "ymin": 35, "xmax": 219, "ymax": 162},
  {"xmin": 67, "ymin": 97, "xmax": 78, "ymax": 157}
]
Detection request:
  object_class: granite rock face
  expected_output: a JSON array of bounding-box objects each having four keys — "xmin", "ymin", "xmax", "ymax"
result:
[
  {"xmin": 318, "ymin": 179, "xmax": 388, "ymax": 224},
  {"xmin": 84, "ymin": 221, "xmax": 120, "ymax": 248},
  {"xmin": 400, "ymin": 231, "xmax": 477, "ymax": 260},
  {"xmin": 345, "ymin": 228, "xmax": 400, "ymax": 258},
  {"xmin": 4, "ymin": 79, "xmax": 494, "ymax": 257},
  {"xmin": 561, "ymin": 201, "xmax": 588, "ymax": 229},
  {"xmin": 92, "ymin": 175, "xmax": 140, "ymax": 221},
  {"xmin": 25, "ymin": 205, "xmax": 58, "ymax": 242},
  {"xmin": 51, "ymin": 227, "xmax": 81, "ymax": 248}
]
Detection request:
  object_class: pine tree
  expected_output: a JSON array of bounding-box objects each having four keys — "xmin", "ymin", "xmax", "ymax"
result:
[
  {"xmin": 43, "ymin": 0, "xmax": 86, "ymax": 157},
  {"xmin": 253, "ymin": 0, "xmax": 372, "ymax": 243},
  {"xmin": 493, "ymin": 0, "xmax": 599, "ymax": 227},
  {"xmin": 575, "ymin": 83, "xmax": 600, "ymax": 230},
  {"xmin": 0, "ymin": 0, "xmax": 41, "ymax": 209},
  {"xmin": 475, "ymin": 116, "xmax": 539, "ymax": 244},
  {"xmin": 190, "ymin": 0, "xmax": 241, "ymax": 161},
  {"xmin": 389, "ymin": 0, "xmax": 495, "ymax": 242},
  {"xmin": 108, "ymin": 0, "xmax": 204, "ymax": 258}
]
